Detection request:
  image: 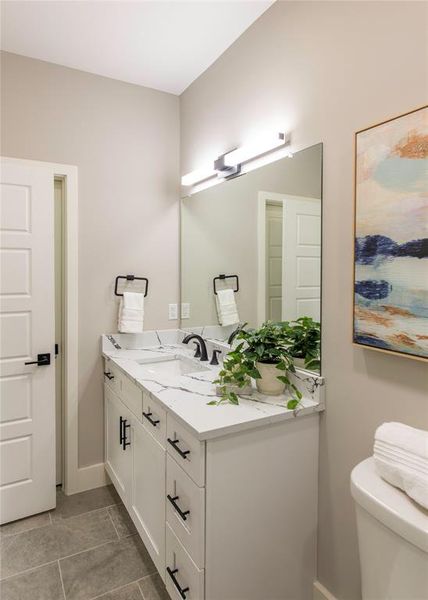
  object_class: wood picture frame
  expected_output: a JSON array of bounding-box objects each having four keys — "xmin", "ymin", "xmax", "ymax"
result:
[{"xmin": 353, "ymin": 105, "xmax": 428, "ymax": 361}]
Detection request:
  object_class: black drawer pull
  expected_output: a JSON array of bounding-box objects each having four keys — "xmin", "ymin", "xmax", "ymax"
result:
[
  {"xmin": 119, "ymin": 416, "xmax": 125, "ymax": 444},
  {"xmin": 122, "ymin": 419, "xmax": 131, "ymax": 450},
  {"xmin": 167, "ymin": 494, "xmax": 190, "ymax": 521},
  {"xmin": 167, "ymin": 567, "xmax": 189, "ymax": 599},
  {"xmin": 167, "ymin": 438, "xmax": 190, "ymax": 460},
  {"xmin": 143, "ymin": 411, "xmax": 160, "ymax": 427},
  {"xmin": 104, "ymin": 371, "xmax": 114, "ymax": 380}
]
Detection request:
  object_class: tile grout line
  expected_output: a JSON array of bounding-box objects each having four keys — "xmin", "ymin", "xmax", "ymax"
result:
[
  {"xmin": 1, "ymin": 502, "xmax": 120, "ymax": 540},
  {"xmin": 0, "ymin": 559, "xmax": 59, "ymax": 583},
  {"xmin": 0, "ymin": 513, "xmax": 52, "ymax": 540},
  {"xmin": 58, "ymin": 538, "xmax": 117, "ymax": 563},
  {"xmin": 106, "ymin": 507, "xmax": 120, "ymax": 541},
  {"xmin": 1, "ymin": 533, "xmax": 117, "ymax": 583},
  {"xmin": 52, "ymin": 502, "xmax": 122, "ymax": 523},
  {"xmin": 57, "ymin": 560, "xmax": 67, "ymax": 600},
  {"xmin": 86, "ymin": 558, "xmax": 157, "ymax": 599},
  {"xmin": 1, "ymin": 533, "xmax": 134, "ymax": 583},
  {"xmin": 89, "ymin": 575, "xmax": 146, "ymax": 600}
]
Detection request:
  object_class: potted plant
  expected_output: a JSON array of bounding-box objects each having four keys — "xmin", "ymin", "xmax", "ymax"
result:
[
  {"xmin": 283, "ymin": 317, "xmax": 320, "ymax": 371},
  {"xmin": 210, "ymin": 321, "xmax": 302, "ymax": 409}
]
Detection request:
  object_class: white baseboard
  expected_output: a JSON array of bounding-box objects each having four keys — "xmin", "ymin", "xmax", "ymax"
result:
[
  {"xmin": 313, "ymin": 580, "xmax": 338, "ymax": 600},
  {"xmin": 66, "ymin": 463, "xmax": 110, "ymax": 495}
]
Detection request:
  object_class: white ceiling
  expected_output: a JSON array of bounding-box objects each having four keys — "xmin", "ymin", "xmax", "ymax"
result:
[{"xmin": 0, "ymin": 0, "xmax": 274, "ymax": 95}]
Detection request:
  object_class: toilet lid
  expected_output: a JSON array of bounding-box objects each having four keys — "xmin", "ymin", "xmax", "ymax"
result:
[{"xmin": 351, "ymin": 457, "xmax": 428, "ymax": 553}]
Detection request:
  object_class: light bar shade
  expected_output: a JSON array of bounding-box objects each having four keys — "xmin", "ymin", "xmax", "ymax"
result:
[
  {"xmin": 223, "ymin": 132, "xmax": 288, "ymax": 168},
  {"xmin": 181, "ymin": 166, "xmax": 216, "ymax": 186}
]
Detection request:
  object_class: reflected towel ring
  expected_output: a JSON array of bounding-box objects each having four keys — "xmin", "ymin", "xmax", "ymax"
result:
[
  {"xmin": 213, "ymin": 274, "xmax": 239, "ymax": 295},
  {"xmin": 114, "ymin": 275, "xmax": 149, "ymax": 297}
]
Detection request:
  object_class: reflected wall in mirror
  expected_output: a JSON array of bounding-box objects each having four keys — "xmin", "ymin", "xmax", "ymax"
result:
[{"xmin": 181, "ymin": 143, "xmax": 323, "ymax": 371}]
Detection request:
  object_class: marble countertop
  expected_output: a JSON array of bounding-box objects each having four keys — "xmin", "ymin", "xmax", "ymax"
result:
[{"xmin": 102, "ymin": 330, "xmax": 325, "ymax": 441}]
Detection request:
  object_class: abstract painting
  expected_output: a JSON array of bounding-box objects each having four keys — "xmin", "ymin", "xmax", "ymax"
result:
[{"xmin": 353, "ymin": 106, "xmax": 428, "ymax": 360}]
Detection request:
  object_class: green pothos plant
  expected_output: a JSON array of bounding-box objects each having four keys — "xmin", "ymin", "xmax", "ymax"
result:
[
  {"xmin": 209, "ymin": 321, "xmax": 303, "ymax": 410},
  {"xmin": 281, "ymin": 317, "xmax": 321, "ymax": 371}
]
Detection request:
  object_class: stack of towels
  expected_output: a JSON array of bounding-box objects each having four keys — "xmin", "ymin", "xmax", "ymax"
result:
[
  {"xmin": 216, "ymin": 288, "xmax": 240, "ymax": 327},
  {"xmin": 374, "ymin": 422, "xmax": 428, "ymax": 509},
  {"xmin": 118, "ymin": 292, "xmax": 144, "ymax": 333}
]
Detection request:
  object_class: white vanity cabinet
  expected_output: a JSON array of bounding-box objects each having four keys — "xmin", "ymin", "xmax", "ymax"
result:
[
  {"xmin": 130, "ymin": 417, "xmax": 166, "ymax": 576},
  {"xmin": 104, "ymin": 384, "xmax": 132, "ymax": 504},
  {"xmin": 104, "ymin": 357, "xmax": 319, "ymax": 600}
]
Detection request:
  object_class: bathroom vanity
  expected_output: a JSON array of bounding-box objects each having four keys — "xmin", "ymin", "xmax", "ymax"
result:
[{"xmin": 102, "ymin": 330, "xmax": 324, "ymax": 600}]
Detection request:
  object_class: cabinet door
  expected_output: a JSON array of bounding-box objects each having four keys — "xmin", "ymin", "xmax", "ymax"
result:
[
  {"xmin": 104, "ymin": 384, "xmax": 132, "ymax": 505},
  {"xmin": 130, "ymin": 419, "xmax": 166, "ymax": 578}
]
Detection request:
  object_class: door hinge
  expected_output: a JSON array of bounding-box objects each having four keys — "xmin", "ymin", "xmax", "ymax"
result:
[{"xmin": 55, "ymin": 343, "xmax": 59, "ymax": 356}]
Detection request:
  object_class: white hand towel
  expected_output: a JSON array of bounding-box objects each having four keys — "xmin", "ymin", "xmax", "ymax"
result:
[
  {"xmin": 118, "ymin": 292, "xmax": 144, "ymax": 333},
  {"xmin": 216, "ymin": 288, "xmax": 240, "ymax": 327},
  {"xmin": 375, "ymin": 422, "xmax": 428, "ymax": 460},
  {"xmin": 373, "ymin": 422, "xmax": 428, "ymax": 509}
]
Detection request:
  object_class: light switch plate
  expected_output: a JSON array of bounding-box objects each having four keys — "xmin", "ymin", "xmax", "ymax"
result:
[
  {"xmin": 168, "ymin": 303, "xmax": 178, "ymax": 320},
  {"xmin": 181, "ymin": 303, "xmax": 190, "ymax": 319}
]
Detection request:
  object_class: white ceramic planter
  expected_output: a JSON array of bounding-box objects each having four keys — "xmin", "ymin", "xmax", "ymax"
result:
[{"xmin": 255, "ymin": 361, "xmax": 286, "ymax": 396}]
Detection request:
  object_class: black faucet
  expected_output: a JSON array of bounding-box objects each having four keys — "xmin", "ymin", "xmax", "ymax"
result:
[
  {"xmin": 182, "ymin": 334, "xmax": 208, "ymax": 361},
  {"xmin": 227, "ymin": 322, "xmax": 247, "ymax": 345}
]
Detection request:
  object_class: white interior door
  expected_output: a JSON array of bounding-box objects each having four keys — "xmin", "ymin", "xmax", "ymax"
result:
[
  {"xmin": 0, "ymin": 157, "xmax": 56, "ymax": 524},
  {"xmin": 265, "ymin": 202, "xmax": 283, "ymax": 321},
  {"xmin": 282, "ymin": 195, "xmax": 321, "ymax": 321}
]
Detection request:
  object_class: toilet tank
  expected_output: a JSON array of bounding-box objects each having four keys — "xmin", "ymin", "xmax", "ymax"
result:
[{"xmin": 351, "ymin": 457, "xmax": 428, "ymax": 600}]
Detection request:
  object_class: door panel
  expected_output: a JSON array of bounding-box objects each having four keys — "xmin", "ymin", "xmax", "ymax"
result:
[
  {"xmin": 104, "ymin": 385, "xmax": 132, "ymax": 504},
  {"xmin": 0, "ymin": 158, "xmax": 56, "ymax": 524},
  {"xmin": 131, "ymin": 419, "xmax": 166, "ymax": 578},
  {"xmin": 282, "ymin": 196, "xmax": 321, "ymax": 321}
]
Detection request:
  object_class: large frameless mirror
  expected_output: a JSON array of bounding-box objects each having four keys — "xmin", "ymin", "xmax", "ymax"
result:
[{"xmin": 180, "ymin": 143, "xmax": 323, "ymax": 373}]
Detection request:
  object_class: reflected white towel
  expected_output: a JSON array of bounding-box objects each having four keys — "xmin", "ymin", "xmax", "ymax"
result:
[
  {"xmin": 373, "ymin": 422, "xmax": 428, "ymax": 509},
  {"xmin": 216, "ymin": 288, "xmax": 239, "ymax": 327},
  {"xmin": 118, "ymin": 292, "xmax": 144, "ymax": 333}
]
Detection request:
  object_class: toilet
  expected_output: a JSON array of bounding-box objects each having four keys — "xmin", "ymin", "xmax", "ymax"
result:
[{"xmin": 351, "ymin": 457, "xmax": 428, "ymax": 599}]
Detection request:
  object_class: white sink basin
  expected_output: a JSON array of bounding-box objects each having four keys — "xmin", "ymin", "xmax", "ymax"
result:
[{"xmin": 136, "ymin": 355, "xmax": 210, "ymax": 377}]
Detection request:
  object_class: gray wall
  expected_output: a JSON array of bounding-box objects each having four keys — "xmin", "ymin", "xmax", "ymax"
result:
[
  {"xmin": 1, "ymin": 51, "xmax": 180, "ymax": 468},
  {"xmin": 180, "ymin": 2, "xmax": 428, "ymax": 598}
]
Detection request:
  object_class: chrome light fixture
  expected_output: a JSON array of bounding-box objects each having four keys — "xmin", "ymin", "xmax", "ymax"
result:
[{"xmin": 181, "ymin": 131, "xmax": 291, "ymax": 189}]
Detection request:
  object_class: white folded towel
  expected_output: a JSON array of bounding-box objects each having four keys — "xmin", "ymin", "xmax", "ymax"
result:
[
  {"xmin": 376, "ymin": 421, "xmax": 428, "ymax": 460},
  {"xmin": 118, "ymin": 292, "xmax": 144, "ymax": 333},
  {"xmin": 373, "ymin": 422, "xmax": 428, "ymax": 509},
  {"xmin": 216, "ymin": 288, "xmax": 240, "ymax": 327}
]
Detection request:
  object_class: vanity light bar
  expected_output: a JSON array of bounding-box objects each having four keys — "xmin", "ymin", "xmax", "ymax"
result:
[
  {"xmin": 223, "ymin": 132, "xmax": 290, "ymax": 168},
  {"xmin": 181, "ymin": 166, "xmax": 216, "ymax": 187},
  {"xmin": 181, "ymin": 131, "xmax": 291, "ymax": 187}
]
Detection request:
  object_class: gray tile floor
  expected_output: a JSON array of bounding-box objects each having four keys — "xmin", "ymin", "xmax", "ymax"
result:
[{"xmin": 0, "ymin": 485, "xmax": 170, "ymax": 600}]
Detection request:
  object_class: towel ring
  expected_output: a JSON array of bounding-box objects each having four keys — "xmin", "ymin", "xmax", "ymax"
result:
[
  {"xmin": 114, "ymin": 275, "xmax": 149, "ymax": 297},
  {"xmin": 213, "ymin": 274, "xmax": 239, "ymax": 295}
]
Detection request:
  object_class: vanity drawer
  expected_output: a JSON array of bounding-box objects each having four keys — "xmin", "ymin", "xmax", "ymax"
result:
[
  {"xmin": 166, "ymin": 454, "xmax": 205, "ymax": 568},
  {"xmin": 166, "ymin": 523, "xmax": 204, "ymax": 600},
  {"xmin": 121, "ymin": 375, "xmax": 143, "ymax": 418},
  {"xmin": 103, "ymin": 360, "xmax": 121, "ymax": 394},
  {"xmin": 167, "ymin": 417, "xmax": 205, "ymax": 487},
  {"xmin": 142, "ymin": 391, "xmax": 166, "ymax": 448}
]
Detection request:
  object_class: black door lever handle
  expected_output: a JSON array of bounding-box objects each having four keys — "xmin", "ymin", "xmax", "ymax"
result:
[{"xmin": 25, "ymin": 353, "xmax": 51, "ymax": 366}]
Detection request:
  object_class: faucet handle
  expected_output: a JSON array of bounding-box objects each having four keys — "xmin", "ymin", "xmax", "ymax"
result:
[
  {"xmin": 193, "ymin": 341, "xmax": 201, "ymax": 358},
  {"xmin": 210, "ymin": 349, "xmax": 222, "ymax": 366}
]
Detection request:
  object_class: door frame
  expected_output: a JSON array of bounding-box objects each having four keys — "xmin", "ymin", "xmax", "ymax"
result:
[{"xmin": 2, "ymin": 157, "xmax": 83, "ymax": 495}]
